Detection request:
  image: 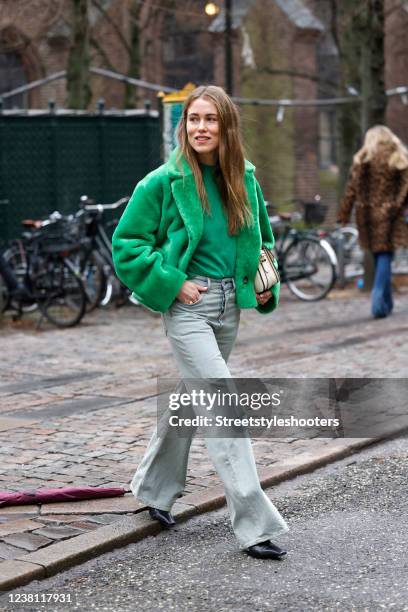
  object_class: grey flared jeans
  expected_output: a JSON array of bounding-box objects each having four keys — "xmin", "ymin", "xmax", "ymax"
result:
[{"xmin": 130, "ymin": 276, "xmax": 288, "ymax": 549}]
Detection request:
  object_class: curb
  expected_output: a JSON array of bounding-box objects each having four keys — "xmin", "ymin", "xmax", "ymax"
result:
[{"xmin": 1, "ymin": 422, "xmax": 407, "ymax": 592}]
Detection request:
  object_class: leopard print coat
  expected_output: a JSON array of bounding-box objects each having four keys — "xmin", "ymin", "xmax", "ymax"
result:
[{"xmin": 338, "ymin": 147, "xmax": 408, "ymax": 253}]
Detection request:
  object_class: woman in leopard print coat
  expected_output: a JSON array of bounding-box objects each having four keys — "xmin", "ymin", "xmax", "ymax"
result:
[{"xmin": 338, "ymin": 125, "xmax": 408, "ymax": 318}]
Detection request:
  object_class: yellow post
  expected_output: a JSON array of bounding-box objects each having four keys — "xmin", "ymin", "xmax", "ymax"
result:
[{"xmin": 159, "ymin": 84, "xmax": 196, "ymax": 160}]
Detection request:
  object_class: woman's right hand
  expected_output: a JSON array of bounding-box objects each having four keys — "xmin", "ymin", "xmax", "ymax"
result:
[{"xmin": 176, "ymin": 281, "xmax": 207, "ymax": 305}]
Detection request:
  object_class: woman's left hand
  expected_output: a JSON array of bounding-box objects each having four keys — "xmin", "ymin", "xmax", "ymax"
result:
[{"xmin": 256, "ymin": 290, "xmax": 272, "ymax": 306}]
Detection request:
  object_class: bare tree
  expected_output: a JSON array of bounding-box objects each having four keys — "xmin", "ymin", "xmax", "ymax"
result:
[
  {"xmin": 332, "ymin": 0, "xmax": 387, "ymax": 289},
  {"xmin": 89, "ymin": 0, "xmax": 163, "ymax": 108},
  {"xmin": 332, "ymin": 0, "xmax": 386, "ymax": 193},
  {"xmin": 66, "ymin": 0, "xmax": 92, "ymax": 109},
  {"xmin": 124, "ymin": 0, "xmax": 142, "ymax": 107},
  {"xmin": 360, "ymin": 0, "xmax": 386, "ymax": 132}
]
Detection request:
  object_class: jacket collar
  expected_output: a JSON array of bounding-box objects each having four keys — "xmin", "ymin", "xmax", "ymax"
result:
[
  {"xmin": 167, "ymin": 148, "xmax": 257, "ymax": 250},
  {"xmin": 166, "ymin": 147, "xmax": 256, "ymax": 178}
]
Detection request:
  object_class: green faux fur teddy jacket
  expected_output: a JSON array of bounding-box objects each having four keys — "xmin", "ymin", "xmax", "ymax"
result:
[{"xmin": 112, "ymin": 148, "xmax": 280, "ymax": 314}]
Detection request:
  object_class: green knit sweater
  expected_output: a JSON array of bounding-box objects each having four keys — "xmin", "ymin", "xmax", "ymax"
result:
[{"xmin": 187, "ymin": 163, "xmax": 236, "ymax": 279}]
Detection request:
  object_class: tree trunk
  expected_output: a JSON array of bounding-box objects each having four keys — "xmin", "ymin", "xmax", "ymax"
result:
[
  {"xmin": 360, "ymin": 0, "xmax": 386, "ymax": 133},
  {"xmin": 67, "ymin": 0, "xmax": 92, "ymax": 109},
  {"xmin": 336, "ymin": 101, "xmax": 361, "ymax": 199},
  {"xmin": 334, "ymin": 0, "xmax": 362, "ymax": 196},
  {"xmin": 360, "ymin": 1, "xmax": 385, "ymax": 291},
  {"xmin": 124, "ymin": 1, "xmax": 141, "ymax": 108},
  {"xmin": 334, "ymin": 0, "xmax": 386, "ymax": 197}
]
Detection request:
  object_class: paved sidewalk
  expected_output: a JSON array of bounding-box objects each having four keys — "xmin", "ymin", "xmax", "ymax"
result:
[{"xmin": 0, "ymin": 285, "xmax": 407, "ymax": 589}]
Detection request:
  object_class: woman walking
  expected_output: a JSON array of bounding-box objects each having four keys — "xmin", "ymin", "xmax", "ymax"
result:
[
  {"xmin": 112, "ymin": 85, "xmax": 288, "ymax": 559},
  {"xmin": 338, "ymin": 125, "xmax": 408, "ymax": 318}
]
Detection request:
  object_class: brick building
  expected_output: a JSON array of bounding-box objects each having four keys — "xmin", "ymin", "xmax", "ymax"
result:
[
  {"xmin": 0, "ymin": 0, "xmax": 129, "ymax": 110},
  {"xmin": 385, "ymin": 0, "xmax": 408, "ymax": 145},
  {"xmin": 141, "ymin": 0, "xmax": 408, "ymax": 214},
  {"xmin": 1, "ymin": 0, "xmax": 407, "ymax": 215},
  {"xmin": 138, "ymin": 0, "xmax": 329, "ymax": 207},
  {"xmin": 209, "ymin": 0, "xmax": 326, "ymax": 205}
]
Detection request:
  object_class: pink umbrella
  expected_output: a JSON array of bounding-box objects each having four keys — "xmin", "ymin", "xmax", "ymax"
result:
[{"xmin": 0, "ymin": 486, "xmax": 126, "ymax": 507}]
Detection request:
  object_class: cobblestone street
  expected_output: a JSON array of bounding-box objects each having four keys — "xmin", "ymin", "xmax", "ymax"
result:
[{"xmin": 0, "ymin": 285, "xmax": 407, "ymax": 568}]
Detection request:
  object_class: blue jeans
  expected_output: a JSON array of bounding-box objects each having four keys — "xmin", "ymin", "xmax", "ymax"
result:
[
  {"xmin": 372, "ymin": 252, "xmax": 393, "ymax": 318},
  {"xmin": 131, "ymin": 276, "xmax": 289, "ymax": 549}
]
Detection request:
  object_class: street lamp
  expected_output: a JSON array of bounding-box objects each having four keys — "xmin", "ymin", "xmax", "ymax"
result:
[
  {"xmin": 205, "ymin": 2, "xmax": 220, "ymax": 16},
  {"xmin": 204, "ymin": 1, "xmax": 233, "ymax": 95},
  {"xmin": 225, "ymin": 0, "xmax": 233, "ymax": 95}
]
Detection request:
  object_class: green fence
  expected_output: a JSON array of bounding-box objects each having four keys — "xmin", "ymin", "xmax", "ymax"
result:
[{"xmin": 0, "ymin": 111, "xmax": 161, "ymax": 241}]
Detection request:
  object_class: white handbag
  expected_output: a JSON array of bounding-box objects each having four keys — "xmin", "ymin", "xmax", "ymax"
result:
[{"xmin": 254, "ymin": 247, "xmax": 280, "ymax": 293}]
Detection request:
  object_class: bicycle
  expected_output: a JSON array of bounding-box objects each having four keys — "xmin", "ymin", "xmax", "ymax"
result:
[
  {"xmin": 2, "ymin": 214, "xmax": 87, "ymax": 328},
  {"xmin": 270, "ymin": 211, "xmax": 337, "ymax": 301},
  {"xmin": 74, "ymin": 195, "xmax": 130, "ymax": 308},
  {"xmin": 325, "ymin": 225, "xmax": 364, "ymax": 285}
]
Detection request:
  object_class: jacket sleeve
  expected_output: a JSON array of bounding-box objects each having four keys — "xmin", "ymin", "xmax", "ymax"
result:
[
  {"xmin": 396, "ymin": 168, "xmax": 408, "ymax": 211},
  {"xmin": 254, "ymin": 179, "xmax": 280, "ymax": 315},
  {"xmin": 112, "ymin": 179, "xmax": 187, "ymax": 312},
  {"xmin": 338, "ymin": 165, "xmax": 359, "ymax": 224}
]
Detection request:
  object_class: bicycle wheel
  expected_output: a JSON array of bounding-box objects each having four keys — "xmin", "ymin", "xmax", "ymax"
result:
[
  {"xmin": 339, "ymin": 226, "xmax": 364, "ymax": 278},
  {"xmin": 0, "ymin": 274, "xmax": 9, "ymax": 313},
  {"xmin": 99, "ymin": 275, "xmax": 114, "ymax": 306},
  {"xmin": 282, "ymin": 237, "xmax": 336, "ymax": 301},
  {"xmin": 2, "ymin": 244, "xmax": 38, "ymax": 312},
  {"xmin": 35, "ymin": 257, "xmax": 87, "ymax": 327},
  {"xmin": 99, "ymin": 272, "xmax": 124, "ymax": 307},
  {"xmin": 79, "ymin": 249, "xmax": 107, "ymax": 312}
]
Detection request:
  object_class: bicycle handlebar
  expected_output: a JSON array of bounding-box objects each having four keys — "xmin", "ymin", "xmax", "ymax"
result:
[
  {"xmin": 269, "ymin": 211, "xmax": 303, "ymax": 226},
  {"xmin": 82, "ymin": 197, "xmax": 129, "ymax": 212},
  {"xmin": 21, "ymin": 211, "xmax": 63, "ymax": 229}
]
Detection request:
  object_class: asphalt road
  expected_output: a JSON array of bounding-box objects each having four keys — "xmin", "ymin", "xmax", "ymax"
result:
[{"xmin": 1, "ymin": 435, "xmax": 407, "ymax": 612}]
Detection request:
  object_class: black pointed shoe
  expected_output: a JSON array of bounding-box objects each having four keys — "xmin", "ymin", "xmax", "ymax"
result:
[
  {"xmin": 148, "ymin": 506, "xmax": 176, "ymax": 528},
  {"xmin": 245, "ymin": 540, "xmax": 287, "ymax": 560}
]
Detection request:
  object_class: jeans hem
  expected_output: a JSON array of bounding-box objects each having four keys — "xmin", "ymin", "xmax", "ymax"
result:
[
  {"xmin": 240, "ymin": 525, "xmax": 290, "ymax": 551},
  {"xmin": 130, "ymin": 488, "xmax": 173, "ymax": 512}
]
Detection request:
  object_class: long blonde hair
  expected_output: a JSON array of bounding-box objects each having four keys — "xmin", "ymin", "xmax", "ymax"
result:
[
  {"xmin": 353, "ymin": 125, "xmax": 408, "ymax": 170},
  {"xmin": 176, "ymin": 85, "xmax": 252, "ymax": 235}
]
